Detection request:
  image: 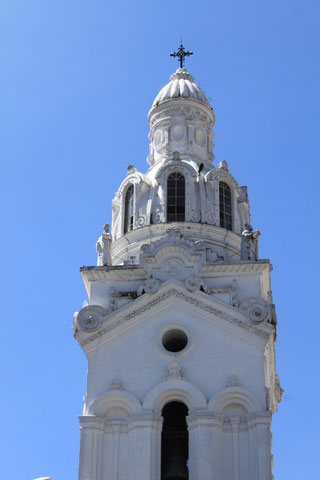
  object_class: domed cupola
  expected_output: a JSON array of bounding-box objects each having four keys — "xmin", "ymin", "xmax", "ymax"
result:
[
  {"xmin": 151, "ymin": 68, "xmax": 210, "ymax": 108},
  {"xmin": 147, "ymin": 68, "xmax": 215, "ymax": 168},
  {"xmin": 110, "ymin": 55, "xmax": 251, "ymax": 266}
]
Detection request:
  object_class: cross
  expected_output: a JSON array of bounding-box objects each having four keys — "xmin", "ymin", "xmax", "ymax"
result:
[{"xmin": 170, "ymin": 41, "xmax": 193, "ymax": 68}]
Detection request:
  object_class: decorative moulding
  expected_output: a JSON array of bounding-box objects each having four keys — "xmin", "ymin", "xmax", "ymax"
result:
[
  {"xmin": 164, "ymin": 361, "xmax": 186, "ymax": 381},
  {"xmin": 205, "ymin": 167, "xmax": 241, "ymax": 195},
  {"xmin": 110, "ymin": 379, "xmax": 123, "ymax": 391},
  {"xmin": 76, "ymin": 305, "xmax": 107, "ymax": 333},
  {"xmin": 143, "ymin": 374, "xmax": 207, "ymax": 411},
  {"xmin": 208, "ymin": 385, "xmax": 263, "ymax": 414},
  {"xmin": 87, "ymin": 389, "xmax": 142, "ymax": 417},
  {"xmin": 239, "ymin": 297, "xmax": 271, "ymax": 324},
  {"xmin": 184, "ymin": 275, "xmax": 209, "ymax": 293},
  {"xmin": 149, "ymin": 105, "xmax": 214, "ymax": 129},
  {"xmin": 137, "ymin": 276, "xmax": 161, "ymax": 296},
  {"xmin": 227, "ymin": 375, "xmax": 240, "ymax": 387},
  {"xmin": 117, "ymin": 170, "xmax": 149, "ymax": 197},
  {"xmin": 76, "ymin": 286, "xmax": 272, "ymax": 350}
]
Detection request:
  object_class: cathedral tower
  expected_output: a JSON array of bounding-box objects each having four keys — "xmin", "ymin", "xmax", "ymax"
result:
[{"xmin": 74, "ymin": 55, "xmax": 282, "ymax": 480}]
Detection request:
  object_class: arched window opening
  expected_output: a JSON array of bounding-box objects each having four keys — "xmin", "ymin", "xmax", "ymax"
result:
[
  {"xmin": 219, "ymin": 181, "xmax": 232, "ymax": 230},
  {"xmin": 167, "ymin": 173, "xmax": 185, "ymax": 222},
  {"xmin": 124, "ymin": 185, "xmax": 134, "ymax": 234},
  {"xmin": 161, "ymin": 401, "xmax": 189, "ymax": 480}
]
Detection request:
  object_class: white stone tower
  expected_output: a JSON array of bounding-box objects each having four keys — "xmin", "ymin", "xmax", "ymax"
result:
[{"xmin": 74, "ymin": 63, "xmax": 282, "ymax": 480}]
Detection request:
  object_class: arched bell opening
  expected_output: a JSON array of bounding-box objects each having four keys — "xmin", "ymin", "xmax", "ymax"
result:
[
  {"xmin": 167, "ymin": 172, "xmax": 185, "ymax": 222},
  {"xmin": 161, "ymin": 401, "xmax": 189, "ymax": 480}
]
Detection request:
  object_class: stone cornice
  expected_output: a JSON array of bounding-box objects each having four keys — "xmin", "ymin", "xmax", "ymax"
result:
[
  {"xmin": 200, "ymin": 260, "xmax": 270, "ymax": 274},
  {"xmin": 81, "ymin": 260, "xmax": 269, "ymax": 280},
  {"xmin": 80, "ymin": 260, "xmax": 270, "ymax": 295}
]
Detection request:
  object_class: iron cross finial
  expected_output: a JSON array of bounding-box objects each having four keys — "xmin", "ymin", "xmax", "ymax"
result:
[{"xmin": 170, "ymin": 41, "xmax": 193, "ymax": 68}]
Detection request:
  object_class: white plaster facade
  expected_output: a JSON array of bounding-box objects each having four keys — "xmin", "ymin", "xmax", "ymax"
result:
[{"xmin": 74, "ymin": 68, "xmax": 282, "ymax": 480}]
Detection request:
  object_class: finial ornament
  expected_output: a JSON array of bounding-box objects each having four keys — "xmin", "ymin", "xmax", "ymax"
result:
[{"xmin": 170, "ymin": 41, "xmax": 193, "ymax": 68}]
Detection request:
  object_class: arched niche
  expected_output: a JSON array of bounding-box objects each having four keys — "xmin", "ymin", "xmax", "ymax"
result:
[
  {"xmin": 155, "ymin": 161, "xmax": 197, "ymax": 183},
  {"xmin": 205, "ymin": 167, "xmax": 241, "ymax": 196},
  {"xmin": 208, "ymin": 386, "xmax": 263, "ymax": 414},
  {"xmin": 143, "ymin": 378, "xmax": 207, "ymax": 411},
  {"xmin": 154, "ymin": 161, "xmax": 200, "ymax": 223},
  {"xmin": 117, "ymin": 171, "xmax": 147, "ymax": 197},
  {"xmin": 87, "ymin": 390, "xmax": 142, "ymax": 418}
]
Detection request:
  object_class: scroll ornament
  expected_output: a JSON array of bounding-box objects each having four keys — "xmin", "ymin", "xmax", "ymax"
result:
[
  {"xmin": 77, "ymin": 305, "xmax": 107, "ymax": 332},
  {"xmin": 185, "ymin": 275, "xmax": 209, "ymax": 293},
  {"xmin": 137, "ymin": 215, "xmax": 147, "ymax": 227},
  {"xmin": 190, "ymin": 209, "xmax": 201, "ymax": 222},
  {"xmin": 137, "ymin": 277, "xmax": 161, "ymax": 296},
  {"xmin": 239, "ymin": 298, "xmax": 270, "ymax": 324}
]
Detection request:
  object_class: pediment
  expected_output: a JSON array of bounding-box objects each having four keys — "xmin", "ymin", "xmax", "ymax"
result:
[{"xmin": 75, "ymin": 279, "xmax": 273, "ymax": 355}]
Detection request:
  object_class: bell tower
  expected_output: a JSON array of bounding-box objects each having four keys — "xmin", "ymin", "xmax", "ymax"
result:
[{"xmin": 74, "ymin": 48, "xmax": 282, "ymax": 480}]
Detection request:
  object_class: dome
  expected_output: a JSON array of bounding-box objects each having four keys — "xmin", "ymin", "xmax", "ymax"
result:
[{"xmin": 152, "ymin": 68, "xmax": 210, "ymax": 108}]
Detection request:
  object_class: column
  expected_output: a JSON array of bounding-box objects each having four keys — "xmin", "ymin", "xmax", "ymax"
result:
[
  {"xmin": 252, "ymin": 412, "xmax": 273, "ymax": 480},
  {"xmin": 211, "ymin": 415, "xmax": 223, "ymax": 480},
  {"xmin": 127, "ymin": 411, "xmax": 161, "ymax": 480},
  {"xmin": 230, "ymin": 417, "xmax": 240, "ymax": 480},
  {"xmin": 110, "ymin": 421, "xmax": 121, "ymax": 479},
  {"xmin": 187, "ymin": 412, "xmax": 216, "ymax": 480},
  {"xmin": 150, "ymin": 411, "xmax": 163, "ymax": 480},
  {"xmin": 78, "ymin": 415, "xmax": 103, "ymax": 480},
  {"xmin": 247, "ymin": 415, "xmax": 258, "ymax": 480}
]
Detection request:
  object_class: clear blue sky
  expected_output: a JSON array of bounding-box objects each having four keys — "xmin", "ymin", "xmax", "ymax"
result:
[{"xmin": 1, "ymin": 1, "xmax": 319, "ymax": 478}]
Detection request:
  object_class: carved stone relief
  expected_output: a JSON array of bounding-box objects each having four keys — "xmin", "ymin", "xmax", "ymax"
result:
[
  {"xmin": 206, "ymin": 248, "xmax": 224, "ymax": 263},
  {"xmin": 163, "ymin": 259, "xmax": 185, "ymax": 277},
  {"xmin": 79, "ymin": 288, "xmax": 271, "ymax": 348},
  {"xmin": 137, "ymin": 277, "xmax": 161, "ymax": 296},
  {"xmin": 150, "ymin": 107, "xmax": 212, "ymax": 128},
  {"xmin": 185, "ymin": 275, "xmax": 209, "ymax": 293},
  {"xmin": 240, "ymin": 298, "xmax": 270, "ymax": 324},
  {"xmin": 137, "ymin": 214, "xmax": 147, "ymax": 227},
  {"xmin": 110, "ymin": 379, "xmax": 123, "ymax": 391},
  {"xmin": 77, "ymin": 305, "xmax": 107, "ymax": 333},
  {"xmin": 275, "ymin": 375, "xmax": 284, "ymax": 403},
  {"xmin": 227, "ymin": 375, "xmax": 240, "ymax": 387},
  {"xmin": 190, "ymin": 209, "xmax": 201, "ymax": 222},
  {"xmin": 164, "ymin": 361, "xmax": 185, "ymax": 381}
]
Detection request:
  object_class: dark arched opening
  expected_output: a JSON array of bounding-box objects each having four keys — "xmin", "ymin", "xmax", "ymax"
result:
[
  {"xmin": 167, "ymin": 173, "xmax": 185, "ymax": 222},
  {"xmin": 219, "ymin": 181, "xmax": 232, "ymax": 230},
  {"xmin": 124, "ymin": 184, "xmax": 134, "ymax": 234},
  {"xmin": 161, "ymin": 401, "xmax": 189, "ymax": 480}
]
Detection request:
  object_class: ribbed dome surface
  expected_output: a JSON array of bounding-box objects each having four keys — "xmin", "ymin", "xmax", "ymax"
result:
[{"xmin": 152, "ymin": 68, "xmax": 209, "ymax": 108}]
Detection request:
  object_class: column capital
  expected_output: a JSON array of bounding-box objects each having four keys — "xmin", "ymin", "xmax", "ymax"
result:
[{"xmin": 78, "ymin": 415, "xmax": 104, "ymax": 431}]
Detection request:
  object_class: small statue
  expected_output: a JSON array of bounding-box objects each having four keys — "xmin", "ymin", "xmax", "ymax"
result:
[
  {"xmin": 241, "ymin": 224, "xmax": 260, "ymax": 261},
  {"xmin": 96, "ymin": 224, "xmax": 112, "ymax": 266}
]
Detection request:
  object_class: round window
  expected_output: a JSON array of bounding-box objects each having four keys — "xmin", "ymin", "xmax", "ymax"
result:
[{"xmin": 162, "ymin": 329, "xmax": 188, "ymax": 353}]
